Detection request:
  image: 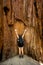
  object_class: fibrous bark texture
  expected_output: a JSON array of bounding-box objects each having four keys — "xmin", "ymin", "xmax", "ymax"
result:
[{"xmin": 0, "ymin": 0, "xmax": 43, "ymax": 62}]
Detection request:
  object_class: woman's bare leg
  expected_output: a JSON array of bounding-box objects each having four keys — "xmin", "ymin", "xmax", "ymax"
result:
[
  {"xmin": 19, "ymin": 47, "xmax": 21, "ymax": 57},
  {"xmin": 19, "ymin": 47, "xmax": 24, "ymax": 58},
  {"xmin": 21, "ymin": 47, "xmax": 24, "ymax": 57}
]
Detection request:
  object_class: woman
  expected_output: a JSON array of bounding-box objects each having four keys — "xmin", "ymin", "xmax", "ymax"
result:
[{"xmin": 15, "ymin": 29, "xmax": 27, "ymax": 58}]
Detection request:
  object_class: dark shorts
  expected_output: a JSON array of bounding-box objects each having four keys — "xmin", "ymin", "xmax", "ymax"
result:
[{"xmin": 18, "ymin": 42, "xmax": 24, "ymax": 47}]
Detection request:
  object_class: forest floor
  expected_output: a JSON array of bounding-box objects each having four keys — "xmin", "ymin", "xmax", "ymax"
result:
[{"xmin": 0, "ymin": 55, "xmax": 40, "ymax": 65}]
